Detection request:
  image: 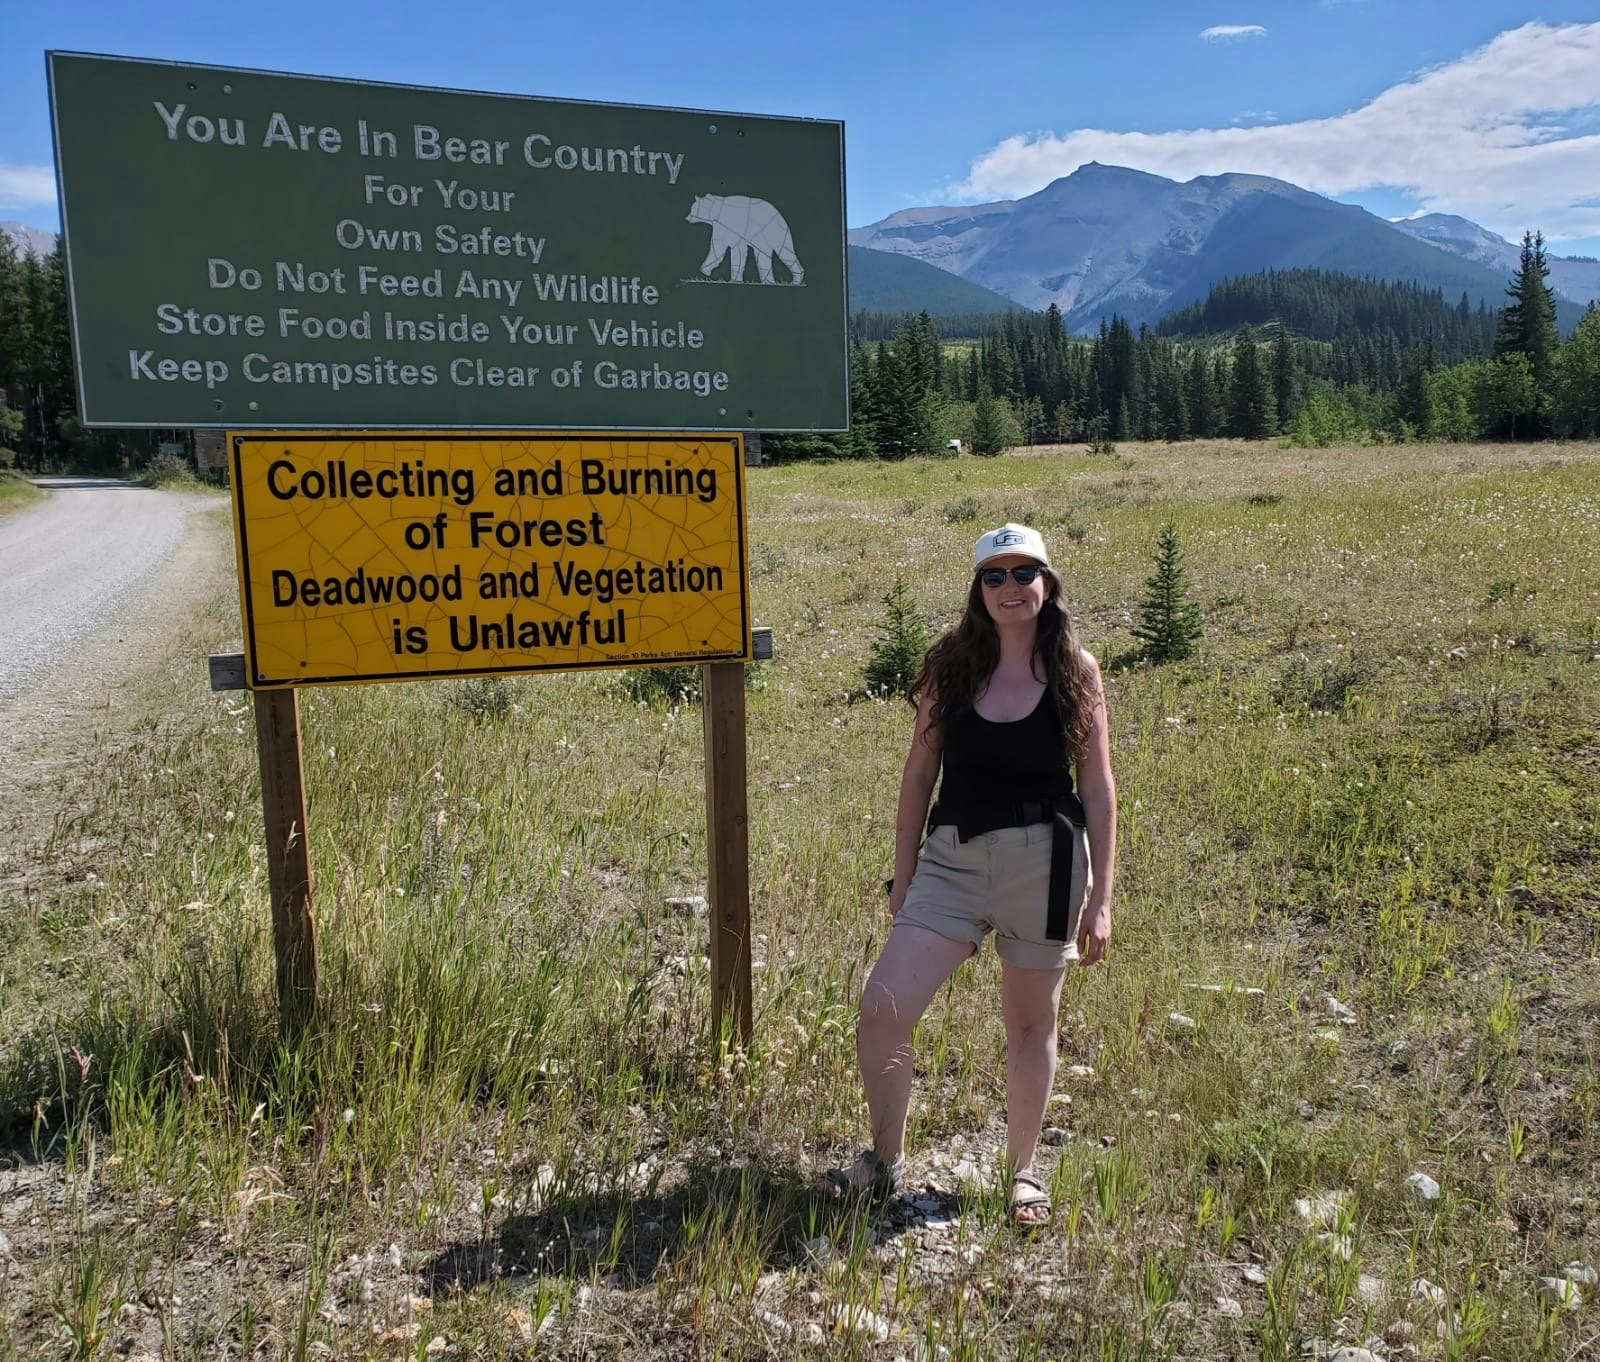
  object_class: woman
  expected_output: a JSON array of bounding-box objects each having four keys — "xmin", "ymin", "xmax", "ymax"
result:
[{"xmin": 843, "ymin": 523, "xmax": 1115, "ymax": 1224}]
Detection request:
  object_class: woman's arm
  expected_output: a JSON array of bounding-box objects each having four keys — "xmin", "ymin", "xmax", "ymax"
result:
[
  {"xmin": 889, "ymin": 691, "xmax": 942, "ymax": 916},
  {"xmin": 1074, "ymin": 652, "xmax": 1116, "ymax": 965}
]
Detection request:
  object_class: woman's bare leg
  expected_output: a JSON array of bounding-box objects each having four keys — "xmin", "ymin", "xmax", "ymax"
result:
[
  {"xmin": 857, "ymin": 926, "xmax": 974, "ymax": 1163},
  {"xmin": 999, "ymin": 959, "xmax": 1068, "ymax": 1179}
]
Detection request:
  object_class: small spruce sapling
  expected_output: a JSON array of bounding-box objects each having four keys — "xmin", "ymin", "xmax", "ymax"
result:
[
  {"xmin": 1132, "ymin": 524, "xmax": 1203, "ymax": 662},
  {"xmin": 1087, "ymin": 412, "xmax": 1117, "ymax": 456},
  {"xmin": 864, "ymin": 579, "xmax": 931, "ymax": 699}
]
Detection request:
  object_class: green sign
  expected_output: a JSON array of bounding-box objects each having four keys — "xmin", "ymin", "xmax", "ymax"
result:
[{"xmin": 47, "ymin": 53, "xmax": 847, "ymax": 432}]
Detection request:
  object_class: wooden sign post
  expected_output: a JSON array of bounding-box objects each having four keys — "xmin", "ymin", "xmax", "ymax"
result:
[
  {"xmin": 702, "ymin": 661, "xmax": 753, "ymax": 1044},
  {"xmin": 252, "ymin": 688, "xmax": 318, "ymax": 1033}
]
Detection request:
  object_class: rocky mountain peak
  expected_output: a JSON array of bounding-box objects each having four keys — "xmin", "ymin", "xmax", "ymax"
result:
[{"xmin": 849, "ymin": 165, "xmax": 1600, "ymax": 331}]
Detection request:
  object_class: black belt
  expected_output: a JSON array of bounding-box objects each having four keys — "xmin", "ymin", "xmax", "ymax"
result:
[{"xmin": 927, "ymin": 796, "xmax": 1087, "ymax": 942}]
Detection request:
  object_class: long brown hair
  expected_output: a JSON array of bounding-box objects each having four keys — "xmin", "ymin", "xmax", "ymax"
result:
[{"xmin": 909, "ymin": 567, "xmax": 1097, "ymax": 759}]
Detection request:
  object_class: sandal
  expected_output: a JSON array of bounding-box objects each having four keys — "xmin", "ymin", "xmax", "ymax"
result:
[
  {"xmin": 1009, "ymin": 1169, "xmax": 1052, "ymax": 1226},
  {"xmin": 818, "ymin": 1149, "xmax": 903, "ymax": 1200}
]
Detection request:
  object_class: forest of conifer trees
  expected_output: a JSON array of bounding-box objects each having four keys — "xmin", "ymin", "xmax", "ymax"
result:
[
  {"xmin": 4, "ymin": 232, "xmax": 1599, "ymax": 471},
  {"xmin": 766, "ymin": 240, "xmax": 1597, "ymax": 460}
]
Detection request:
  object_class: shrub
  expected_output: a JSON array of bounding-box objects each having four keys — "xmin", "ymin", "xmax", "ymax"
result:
[
  {"xmin": 0, "ymin": 405, "xmax": 21, "ymax": 468},
  {"xmin": 619, "ymin": 661, "xmax": 767, "ymax": 704},
  {"xmin": 1001, "ymin": 502, "xmax": 1065, "ymax": 531},
  {"xmin": 1271, "ymin": 651, "xmax": 1383, "ymax": 713},
  {"xmin": 620, "ymin": 664, "xmax": 702, "ymax": 705},
  {"xmin": 748, "ymin": 543, "xmax": 788, "ymax": 581},
  {"xmin": 942, "ymin": 496, "xmax": 980, "ymax": 524},
  {"xmin": 137, "ymin": 451, "xmax": 197, "ymax": 487},
  {"xmin": 1284, "ymin": 390, "xmax": 1366, "ymax": 448},
  {"xmin": 443, "ymin": 675, "xmax": 520, "ymax": 724},
  {"xmin": 863, "ymin": 579, "xmax": 930, "ymax": 699}
]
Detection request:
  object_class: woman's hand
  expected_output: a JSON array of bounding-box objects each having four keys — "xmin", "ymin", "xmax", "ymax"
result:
[
  {"xmin": 1077, "ymin": 900, "xmax": 1110, "ymax": 967},
  {"xmin": 888, "ymin": 882, "xmax": 908, "ymax": 917}
]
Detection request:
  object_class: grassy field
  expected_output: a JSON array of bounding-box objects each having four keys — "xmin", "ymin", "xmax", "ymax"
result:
[
  {"xmin": 1, "ymin": 440, "xmax": 1596, "ymax": 1361},
  {"xmin": 0, "ymin": 472, "xmax": 44, "ymax": 518}
]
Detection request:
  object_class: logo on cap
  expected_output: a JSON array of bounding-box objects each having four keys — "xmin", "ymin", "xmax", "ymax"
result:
[{"xmin": 994, "ymin": 530, "xmax": 1025, "ymax": 547}]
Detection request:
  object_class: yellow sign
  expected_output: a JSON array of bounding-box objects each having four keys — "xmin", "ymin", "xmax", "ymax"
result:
[{"xmin": 229, "ymin": 432, "xmax": 749, "ymax": 688}]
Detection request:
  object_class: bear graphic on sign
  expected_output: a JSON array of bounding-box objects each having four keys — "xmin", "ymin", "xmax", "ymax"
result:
[{"xmin": 686, "ymin": 194, "xmax": 805, "ymax": 285}]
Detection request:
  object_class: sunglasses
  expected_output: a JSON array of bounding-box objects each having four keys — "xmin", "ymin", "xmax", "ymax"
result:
[{"xmin": 978, "ymin": 565, "xmax": 1044, "ymax": 588}]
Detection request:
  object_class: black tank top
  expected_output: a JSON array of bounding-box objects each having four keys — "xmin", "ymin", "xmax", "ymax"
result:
[{"xmin": 937, "ymin": 688, "xmax": 1075, "ymax": 807}]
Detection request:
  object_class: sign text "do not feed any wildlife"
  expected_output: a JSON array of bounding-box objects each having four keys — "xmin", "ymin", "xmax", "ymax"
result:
[{"xmin": 48, "ymin": 54, "xmax": 847, "ymax": 431}]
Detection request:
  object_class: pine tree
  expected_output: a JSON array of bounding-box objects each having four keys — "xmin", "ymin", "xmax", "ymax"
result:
[
  {"xmin": 896, "ymin": 311, "xmax": 946, "ymax": 452},
  {"xmin": 0, "ymin": 238, "xmax": 24, "ymax": 464},
  {"xmin": 1212, "ymin": 352, "xmax": 1232, "ymax": 435},
  {"xmin": 1185, "ymin": 349, "xmax": 1217, "ymax": 438},
  {"xmin": 863, "ymin": 579, "xmax": 931, "ymax": 698},
  {"xmin": 1494, "ymin": 230, "xmax": 1559, "ymax": 434},
  {"xmin": 1397, "ymin": 340, "xmax": 1435, "ymax": 436},
  {"xmin": 1228, "ymin": 327, "xmax": 1277, "ymax": 438},
  {"xmin": 1272, "ymin": 327, "xmax": 1299, "ymax": 428},
  {"xmin": 970, "ymin": 380, "xmax": 1010, "ymax": 456},
  {"xmin": 1052, "ymin": 399, "xmax": 1074, "ymax": 444},
  {"xmin": 1132, "ymin": 524, "xmax": 1203, "ymax": 663},
  {"xmin": 871, "ymin": 343, "xmax": 912, "ymax": 459},
  {"xmin": 845, "ymin": 338, "xmax": 879, "ymax": 458}
]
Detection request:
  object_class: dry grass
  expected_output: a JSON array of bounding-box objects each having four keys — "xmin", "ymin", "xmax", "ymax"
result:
[{"xmin": 0, "ymin": 440, "xmax": 1596, "ymax": 1361}]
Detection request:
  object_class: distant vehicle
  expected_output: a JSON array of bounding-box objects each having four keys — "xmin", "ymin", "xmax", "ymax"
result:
[{"xmin": 947, "ymin": 438, "xmax": 963, "ymax": 452}]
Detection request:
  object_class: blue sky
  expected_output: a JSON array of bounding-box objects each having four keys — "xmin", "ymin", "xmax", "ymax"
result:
[{"xmin": 7, "ymin": 0, "xmax": 1600, "ymax": 254}]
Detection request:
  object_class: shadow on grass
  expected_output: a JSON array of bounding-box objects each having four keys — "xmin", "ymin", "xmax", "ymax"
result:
[{"xmin": 423, "ymin": 1159, "xmax": 969, "ymax": 1296}]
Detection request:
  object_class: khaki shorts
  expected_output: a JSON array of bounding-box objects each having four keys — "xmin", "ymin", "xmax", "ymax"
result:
[{"xmin": 893, "ymin": 822, "xmax": 1087, "ymax": 971}]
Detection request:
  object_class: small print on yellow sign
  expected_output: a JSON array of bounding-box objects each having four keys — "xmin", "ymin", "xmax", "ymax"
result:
[{"xmin": 230, "ymin": 432, "xmax": 749, "ymax": 688}]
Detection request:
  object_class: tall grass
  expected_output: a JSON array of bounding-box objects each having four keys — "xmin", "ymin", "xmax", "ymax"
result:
[{"xmin": 1, "ymin": 440, "xmax": 1596, "ymax": 1359}]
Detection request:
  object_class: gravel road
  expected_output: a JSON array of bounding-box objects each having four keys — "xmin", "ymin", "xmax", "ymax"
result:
[
  {"xmin": 0, "ymin": 476, "xmax": 229, "ymax": 810},
  {"xmin": 0, "ymin": 476, "xmax": 222, "ymax": 699}
]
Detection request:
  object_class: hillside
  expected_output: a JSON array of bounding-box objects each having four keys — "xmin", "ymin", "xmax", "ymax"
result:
[
  {"xmin": 1155, "ymin": 268, "xmax": 1497, "ymax": 363},
  {"xmin": 846, "ymin": 245, "xmax": 1021, "ymax": 316}
]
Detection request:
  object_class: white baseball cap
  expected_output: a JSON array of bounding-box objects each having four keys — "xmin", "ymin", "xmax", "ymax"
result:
[{"xmin": 973, "ymin": 522, "xmax": 1050, "ymax": 570}]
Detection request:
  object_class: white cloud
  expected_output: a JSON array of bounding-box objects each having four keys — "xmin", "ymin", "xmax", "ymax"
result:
[
  {"xmin": 1201, "ymin": 25, "xmax": 1267, "ymax": 42},
  {"xmin": 947, "ymin": 21, "xmax": 1600, "ymax": 246},
  {"xmin": 0, "ymin": 163, "xmax": 57, "ymax": 212}
]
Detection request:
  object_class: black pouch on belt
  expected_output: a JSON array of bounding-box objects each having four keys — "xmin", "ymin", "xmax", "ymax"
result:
[{"xmin": 1049, "ymin": 801, "xmax": 1091, "ymax": 943}]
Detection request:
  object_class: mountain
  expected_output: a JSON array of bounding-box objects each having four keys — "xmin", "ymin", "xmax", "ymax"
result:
[
  {"xmin": 0, "ymin": 221, "xmax": 58, "ymax": 258},
  {"xmin": 1391, "ymin": 213, "xmax": 1600, "ymax": 307},
  {"xmin": 849, "ymin": 164, "xmax": 1573, "ymax": 333},
  {"xmin": 847, "ymin": 244, "xmax": 1022, "ymax": 316}
]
